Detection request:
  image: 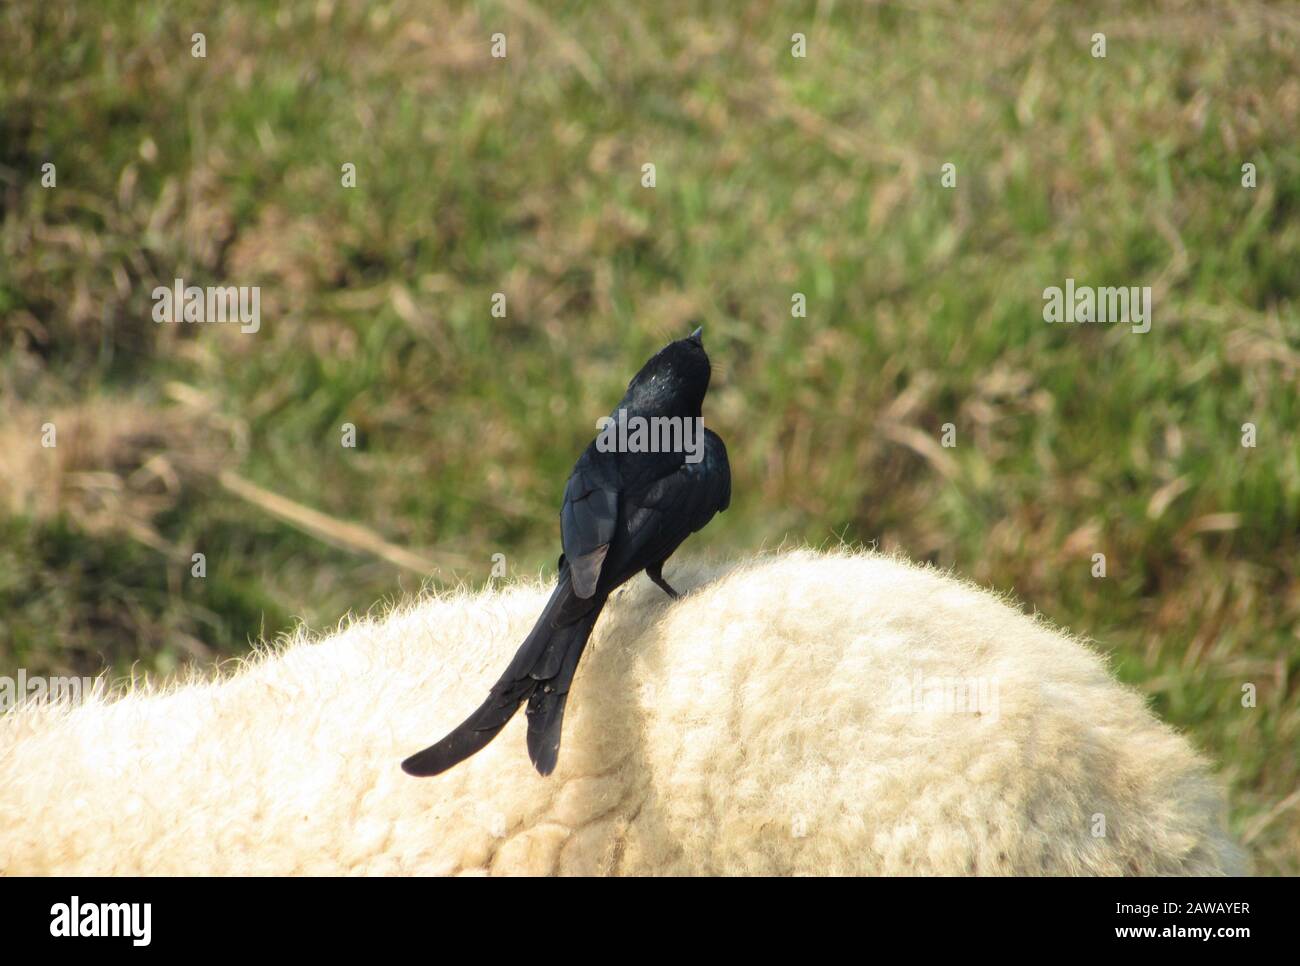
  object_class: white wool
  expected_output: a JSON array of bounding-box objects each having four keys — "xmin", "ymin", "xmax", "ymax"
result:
[{"xmin": 0, "ymin": 550, "xmax": 1245, "ymax": 875}]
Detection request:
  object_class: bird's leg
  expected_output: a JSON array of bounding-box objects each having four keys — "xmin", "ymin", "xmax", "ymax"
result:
[{"xmin": 646, "ymin": 561, "xmax": 680, "ymax": 600}]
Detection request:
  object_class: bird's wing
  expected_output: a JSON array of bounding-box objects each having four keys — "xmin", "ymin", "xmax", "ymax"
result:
[
  {"xmin": 603, "ymin": 430, "xmax": 731, "ymax": 584},
  {"xmin": 559, "ymin": 447, "xmax": 621, "ymax": 598}
]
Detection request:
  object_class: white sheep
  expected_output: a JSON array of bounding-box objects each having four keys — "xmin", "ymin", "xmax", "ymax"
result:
[{"xmin": 0, "ymin": 549, "xmax": 1246, "ymax": 875}]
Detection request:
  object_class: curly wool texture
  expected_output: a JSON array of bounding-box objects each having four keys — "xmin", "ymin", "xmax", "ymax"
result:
[{"xmin": 0, "ymin": 549, "xmax": 1245, "ymax": 876}]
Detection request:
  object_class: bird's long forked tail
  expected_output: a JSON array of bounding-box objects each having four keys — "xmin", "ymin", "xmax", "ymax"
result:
[{"xmin": 401, "ymin": 576, "xmax": 603, "ymax": 778}]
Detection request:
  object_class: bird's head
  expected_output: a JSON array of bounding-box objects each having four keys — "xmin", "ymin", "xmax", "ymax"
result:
[{"xmin": 621, "ymin": 325, "xmax": 712, "ymax": 417}]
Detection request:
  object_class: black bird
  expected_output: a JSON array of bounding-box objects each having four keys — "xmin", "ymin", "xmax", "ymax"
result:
[{"xmin": 402, "ymin": 327, "xmax": 730, "ymax": 777}]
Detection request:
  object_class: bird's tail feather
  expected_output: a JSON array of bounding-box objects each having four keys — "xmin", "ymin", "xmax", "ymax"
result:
[
  {"xmin": 400, "ymin": 675, "xmax": 534, "ymax": 777},
  {"xmin": 525, "ymin": 608, "xmax": 601, "ymax": 775},
  {"xmin": 401, "ymin": 570, "xmax": 601, "ymax": 778}
]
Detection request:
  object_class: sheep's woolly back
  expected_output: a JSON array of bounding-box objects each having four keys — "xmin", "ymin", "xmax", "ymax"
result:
[{"xmin": 0, "ymin": 550, "xmax": 1245, "ymax": 876}]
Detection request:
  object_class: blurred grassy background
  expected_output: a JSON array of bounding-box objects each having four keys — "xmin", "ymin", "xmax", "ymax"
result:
[{"xmin": 1, "ymin": 0, "xmax": 1297, "ymax": 873}]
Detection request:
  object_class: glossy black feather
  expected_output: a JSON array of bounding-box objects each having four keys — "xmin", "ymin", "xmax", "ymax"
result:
[{"xmin": 402, "ymin": 329, "xmax": 730, "ymax": 778}]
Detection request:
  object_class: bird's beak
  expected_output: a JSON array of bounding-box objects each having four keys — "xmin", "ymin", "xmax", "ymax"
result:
[{"xmin": 688, "ymin": 326, "xmax": 704, "ymax": 346}]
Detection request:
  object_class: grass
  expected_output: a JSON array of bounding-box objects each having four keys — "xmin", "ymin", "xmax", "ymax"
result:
[{"xmin": 1, "ymin": 0, "xmax": 1297, "ymax": 873}]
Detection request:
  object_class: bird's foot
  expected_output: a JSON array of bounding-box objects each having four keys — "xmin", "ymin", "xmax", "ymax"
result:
[{"xmin": 647, "ymin": 564, "xmax": 681, "ymax": 600}]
